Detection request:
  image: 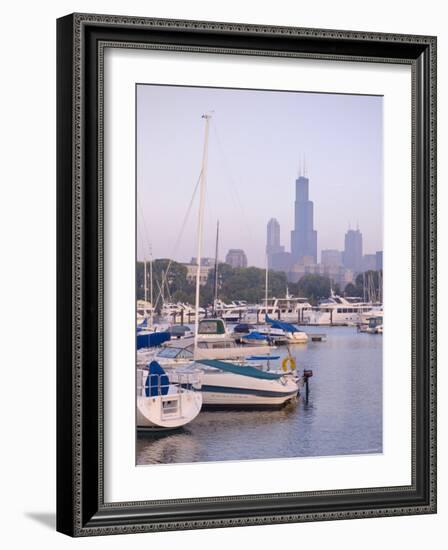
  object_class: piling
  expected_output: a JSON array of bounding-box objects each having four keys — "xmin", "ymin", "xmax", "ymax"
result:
[{"xmin": 303, "ymin": 369, "xmax": 313, "ymax": 403}]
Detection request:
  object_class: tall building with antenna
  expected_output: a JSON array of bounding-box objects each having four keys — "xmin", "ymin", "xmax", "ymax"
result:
[{"xmin": 290, "ymin": 162, "xmax": 317, "ymax": 264}]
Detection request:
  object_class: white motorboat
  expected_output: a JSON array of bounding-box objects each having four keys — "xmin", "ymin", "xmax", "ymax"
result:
[
  {"xmin": 244, "ymin": 293, "xmax": 312, "ymax": 324},
  {"xmin": 171, "ymin": 359, "xmax": 300, "ymax": 408},
  {"xmin": 214, "ymin": 299, "xmax": 248, "ymax": 323},
  {"xmin": 365, "ymin": 315, "xmax": 383, "ymax": 334},
  {"xmin": 137, "ymin": 318, "xmax": 272, "ymax": 370},
  {"xmin": 303, "ymin": 290, "xmax": 380, "ymax": 326},
  {"xmin": 256, "ymin": 316, "xmax": 308, "ymax": 344},
  {"xmin": 137, "ymin": 361, "xmax": 202, "ymax": 431},
  {"xmin": 357, "ymin": 304, "xmax": 384, "ymax": 326}
]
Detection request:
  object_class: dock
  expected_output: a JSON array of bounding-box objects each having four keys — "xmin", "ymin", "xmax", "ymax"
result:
[{"xmin": 307, "ymin": 333, "xmax": 327, "ymax": 342}]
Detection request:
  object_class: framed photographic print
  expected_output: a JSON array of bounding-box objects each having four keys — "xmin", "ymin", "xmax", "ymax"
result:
[{"xmin": 56, "ymin": 13, "xmax": 437, "ymax": 536}]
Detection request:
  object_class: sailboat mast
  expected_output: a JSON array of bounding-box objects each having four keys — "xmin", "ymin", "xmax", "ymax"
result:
[
  {"xmin": 149, "ymin": 247, "xmax": 154, "ymax": 326},
  {"xmin": 213, "ymin": 220, "xmax": 220, "ymax": 314},
  {"xmin": 144, "ymin": 258, "xmax": 147, "ymax": 303},
  {"xmin": 265, "ymin": 253, "xmax": 269, "ymax": 312},
  {"xmin": 194, "ymin": 113, "xmax": 212, "ymax": 352}
]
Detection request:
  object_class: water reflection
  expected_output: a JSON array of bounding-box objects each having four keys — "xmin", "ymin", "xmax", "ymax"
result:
[{"xmin": 136, "ymin": 326, "xmax": 382, "ymax": 465}]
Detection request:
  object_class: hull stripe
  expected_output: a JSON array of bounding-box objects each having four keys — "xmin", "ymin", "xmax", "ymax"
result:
[{"xmin": 197, "ymin": 384, "xmax": 299, "ymax": 399}]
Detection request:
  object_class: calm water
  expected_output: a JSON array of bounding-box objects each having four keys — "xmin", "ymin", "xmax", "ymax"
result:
[{"xmin": 136, "ymin": 326, "xmax": 382, "ymax": 464}]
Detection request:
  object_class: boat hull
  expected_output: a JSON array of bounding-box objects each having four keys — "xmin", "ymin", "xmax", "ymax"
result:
[
  {"xmin": 174, "ymin": 369, "xmax": 300, "ymax": 408},
  {"xmin": 201, "ymin": 388, "xmax": 299, "ymax": 407},
  {"xmin": 137, "ymin": 390, "xmax": 202, "ymax": 430}
]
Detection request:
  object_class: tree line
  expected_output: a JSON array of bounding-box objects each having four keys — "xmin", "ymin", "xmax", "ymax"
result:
[{"xmin": 136, "ymin": 259, "xmax": 383, "ymax": 308}]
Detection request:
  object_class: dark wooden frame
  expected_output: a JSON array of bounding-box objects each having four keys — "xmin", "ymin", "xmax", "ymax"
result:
[{"xmin": 57, "ymin": 13, "xmax": 437, "ymax": 537}]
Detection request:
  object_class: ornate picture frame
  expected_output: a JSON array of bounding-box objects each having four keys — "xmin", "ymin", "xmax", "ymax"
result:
[{"xmin": 56, "ymin": 13, "xmax": 437, "ymax": 536}]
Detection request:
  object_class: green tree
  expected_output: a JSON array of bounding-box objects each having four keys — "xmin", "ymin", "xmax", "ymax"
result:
[
  {"xmin": 136, "ymin": 259, "xmax": 196, "ymax": 309},
  {"xmin": 295, "ymin": 274, "xmax": 332, "ymax": 304},
  {"xmin": 344, "ymin": 282, "xmax": 359, "ymax": 297}
]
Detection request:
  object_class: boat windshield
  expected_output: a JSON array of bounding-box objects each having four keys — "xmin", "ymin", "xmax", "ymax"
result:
[
  {"xmin": 198, "ymin": 320, "xmax": 226, "ymax": 335},
  {"xmin": 156, "ymin": 347, "xmax": 193, "ymax": 359}
]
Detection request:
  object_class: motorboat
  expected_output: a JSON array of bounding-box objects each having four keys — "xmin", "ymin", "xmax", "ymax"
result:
[
  {"xmin": 365, "ymin": 315, "xmax": 383, "ymax": 334},
  {"xmin": 170, "ymin": 358, "xmax": 300, "ymax": 408},
  {"xmin": 303, "ymin": 290, "xmax": 380, "ymax": 326},
  {"xmin": 213, "ymin": 299, "xmax": 248, "ymax": 323},
  {"xmin": 255, "ymin": 315, "xmax": 308, "ymax": 344},
  {"xmin": 243, "ymin": 293, "xmax": 312, "ymax": 324},
  {"xmin": 137, "ymin": 318, "xmax": 271, "ymax": 369},
  {"xmin": 168, "ymin": 325, "xmax": 194, "ymax": 339}
]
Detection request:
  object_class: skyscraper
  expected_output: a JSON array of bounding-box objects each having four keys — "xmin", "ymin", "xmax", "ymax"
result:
[
  {"xmin": 321, "ymin": 249, "xmax": 343, "ymax": 267},
  {"xmin": 343, "ymin": 228, "xmax": 363, "ymax": 272},
  {"xmin": 290, "ymin": 174, "xmax": 317, "ymax": 264},
  {"xmin": 225, "ymin": 249, "xmax": 248, "ymax": 268},
  {"xmin": 266, "ymin": 218, "xmax": 283, "ymax": 255},
  {"xmin": 376, "ymin": 250, "xmax": 383, "ymax": 271},
  {"xmin": 266, "ymin": 218, "xmax": 286, "ymax": 268}
]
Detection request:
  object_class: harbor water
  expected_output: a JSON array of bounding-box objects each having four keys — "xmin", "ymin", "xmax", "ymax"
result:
[{"xmin": 136, "ymin": 326, "xmax": 382, "ymax": 465}]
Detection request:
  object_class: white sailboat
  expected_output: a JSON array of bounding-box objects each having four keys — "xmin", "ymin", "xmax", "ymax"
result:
[
  {"xmin": 137, "ymin": 117, "xmax": 219, "ymax": 431},
  {"xmin": 137, "ymin": 362, "xmax": 202, "ymax": 431},
  {"xmin": 169, "ymin": 113, "xmax": 300, "ymax": 408}
]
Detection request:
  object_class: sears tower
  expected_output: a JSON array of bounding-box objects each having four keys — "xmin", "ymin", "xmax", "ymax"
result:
[{"xmin": 290, "ymin": 172, "xmax": 317, "ymax": 264}]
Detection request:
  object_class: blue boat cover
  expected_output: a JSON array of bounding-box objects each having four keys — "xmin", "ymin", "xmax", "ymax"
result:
[
  {"xmin": 195, "ymin": 359, "xmax": 282, "ymax": 380},
  {"xmin": 145, "ymin": 361, "xmax": 169, "ymax": 397},
  {"xmin": 265, "ymin": 314, "xmax": 300, "ymax": 333},
  {"xmin": 136, "ymin": 331, "xmax": 171, "ymax": 349},
  {"xmin": 244, "ymin": 331, "xmax": 268, "ymax": 340}
]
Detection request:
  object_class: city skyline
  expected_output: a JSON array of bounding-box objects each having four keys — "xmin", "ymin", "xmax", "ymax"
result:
[{"xmin": 137, "ymin": 84, "xmax": 383, "ymax": 268}]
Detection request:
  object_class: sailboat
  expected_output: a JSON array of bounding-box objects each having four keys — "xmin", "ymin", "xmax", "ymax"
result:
[
  {"xmin": 137, "ymin": 361, "xmax": 202, "ymax": 431},
  {"xmin": 167, "ymin": 113, "xmax": 300, "ymax": 408}
]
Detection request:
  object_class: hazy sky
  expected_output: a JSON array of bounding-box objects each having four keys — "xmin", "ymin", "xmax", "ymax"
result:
[{"xmin": 137, "ymin": 84, "xmax": 383, "ymax": 268}]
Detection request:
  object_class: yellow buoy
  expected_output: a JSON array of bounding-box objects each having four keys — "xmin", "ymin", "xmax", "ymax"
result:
[{"xmin": 281, "ymin": 356, "xmax": 296, "ymax": 372}]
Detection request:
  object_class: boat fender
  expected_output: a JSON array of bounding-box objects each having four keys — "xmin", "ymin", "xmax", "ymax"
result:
[{"xmin": 281, "ymin": 356, "xmax": 296, "ymax": 372}]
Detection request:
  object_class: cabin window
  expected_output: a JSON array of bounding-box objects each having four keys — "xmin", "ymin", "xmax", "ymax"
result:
[{"xmin": 157, "ymin": 347, "xmax": 180, "ymax": 358}]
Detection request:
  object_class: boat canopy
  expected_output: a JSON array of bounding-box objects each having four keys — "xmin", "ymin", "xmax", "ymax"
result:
[
  {"xmin": 243, "ymin": 331, "xmax": 268, "ymax": 340},
  {"xmin": 137, "ymin": 331, "xmax": 171, "ymax": 349},
  {"xmin": 265, "ymin": 314, "xmax": 300, "ymax": 333},
  {"xmin": 198, "ymin": 318, "xmax": 226, "ymax": 335},
  {"xmin": 195, "ymin": 359, "xmax": 283, "ymax": 380}
]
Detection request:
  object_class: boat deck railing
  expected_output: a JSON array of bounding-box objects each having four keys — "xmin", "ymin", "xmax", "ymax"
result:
[{"xmin": 136, "ymin": 369, "xmax": 201, "ymax": 398}]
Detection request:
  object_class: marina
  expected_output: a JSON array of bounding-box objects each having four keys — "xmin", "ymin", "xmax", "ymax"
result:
[
  {"xmin": 135, "ymin": 107, "xmax": 384, "ymax": 463},
  {"xmin": 137, "ymin": 325, "xmax": 382, "ymax": 464}
]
